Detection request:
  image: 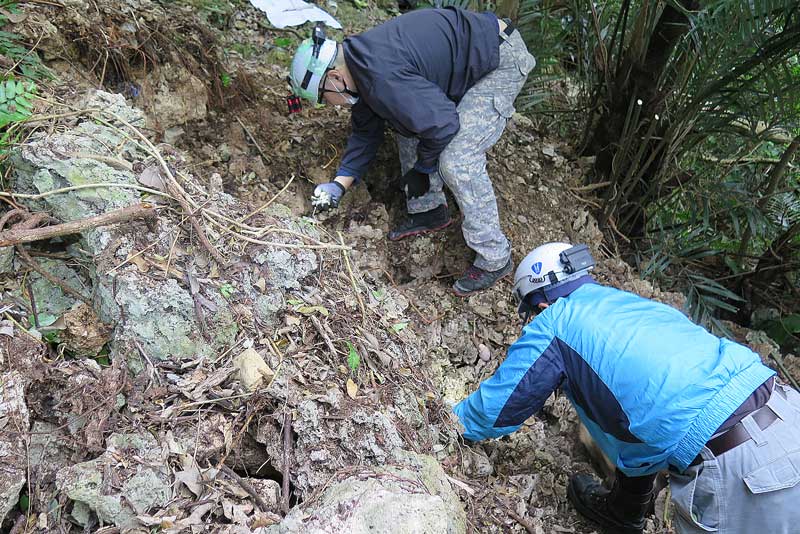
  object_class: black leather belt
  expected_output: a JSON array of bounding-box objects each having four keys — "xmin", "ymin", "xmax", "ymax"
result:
[
  {"xmin": 500, "ymin": 18, "xmax": 515, "ymax": 42},
  {"xmin": 689, "ymin": 396, "xmax": 781, "ymax": 467}
]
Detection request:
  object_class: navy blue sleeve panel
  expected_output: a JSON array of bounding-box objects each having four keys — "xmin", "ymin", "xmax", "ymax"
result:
[
  {"xmin": 453, "ymin": 312, "xmax": 564, "ymax": 441},
  {"xmin": 368, "ymin": 74, "xmax": 460, "ymax": 172},
  {"xmin": 335, "ymin": 102, "xmax": 385, "ymax": 181}
]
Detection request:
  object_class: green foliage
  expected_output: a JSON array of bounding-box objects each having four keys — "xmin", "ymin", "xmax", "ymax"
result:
[
  {"xmin": 760, "ymin": 314, "xmax": 800, "ymax": 349},
  {"xmin": 0, "ymin": 4, "xmax": 51, "ymax": 159},
  {"xmin": 176, "ymin": 0, "xmax": 235, "ymax": 27},
  {"xmin": 17, "ymin": 492, "xmax": 28, "ymax": 512},
  {"xmin": 219, "ymin": 72, "xmax": 232, "ymax": 88},
  {"xmin": 0, "ymin": 29, "xmax": 49, "ymax": 81},
  {"xmin": 346, "ymin": 341, "xmax": 360, "ymax": 372},
  {"xmin": 0, "ymin": 78, "xmax": 36, "ymax": 128},
  {"xmin": 219, "ymin": 282, "xmax": 236, "ymax": 298},
  {"xmin": 566, "ymin": 0, "xmax": 800, "ymax": 330}
]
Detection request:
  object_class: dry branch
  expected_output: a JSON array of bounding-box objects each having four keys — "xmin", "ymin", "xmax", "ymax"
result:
[
  {"xmin": 16, "ymin": 245, "xmax": 91, "ymax": 304},
  {"xmin": 165, "ymin": 181, "xmax": 226, "ymax": 266},
  {"xmin": 282, "ymin": 412, "xmax": 293, "ymax": 515},
  {"xmin": 0, "ymin": 203, "xmax": 156, "ymax": 247},
  {"xmin": 220, "ymin": 464, "xmax": 272, "ymax": 513}
]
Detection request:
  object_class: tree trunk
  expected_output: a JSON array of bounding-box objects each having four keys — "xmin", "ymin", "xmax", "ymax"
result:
[{"xmin": 582, "ymin": 0, "xmax": 698, "ymax": 236}]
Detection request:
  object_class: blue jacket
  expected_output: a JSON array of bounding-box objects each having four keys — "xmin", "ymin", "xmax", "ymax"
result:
[
  {"xmin": 337, "ymin": 7, "xmax": 501, "ymax": 181},
  {"xmin": 453, "ymin": 282, "xmax": 775, "ymax": 475}
]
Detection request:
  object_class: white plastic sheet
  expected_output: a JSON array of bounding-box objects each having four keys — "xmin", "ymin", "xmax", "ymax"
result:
[{"xmin": 250, "ymin": 0, "xmax": 342, "ymax": 29}]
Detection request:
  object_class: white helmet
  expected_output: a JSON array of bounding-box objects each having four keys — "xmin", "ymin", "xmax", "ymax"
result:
[
  {"xmin": 512, "ymin": 242, "xmax": 595, "ymax": 314},
  {"xmin": 290, "ymin": 24, "xmax": 338, "ymax": 105}
]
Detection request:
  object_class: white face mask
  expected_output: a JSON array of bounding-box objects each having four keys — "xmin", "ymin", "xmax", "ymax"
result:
[{"xmin": 330, "ymin": 78, "xmax": 359, "ymax": 106}]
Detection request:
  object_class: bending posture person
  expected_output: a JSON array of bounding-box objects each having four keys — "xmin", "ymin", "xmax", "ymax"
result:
[
  {"xmin": 454, "ymin": 242, "xmax": 800, "ymax": 533},
  {"xmin": 289, "ymin": 8, "xmax": 536, "ymax": 295}
]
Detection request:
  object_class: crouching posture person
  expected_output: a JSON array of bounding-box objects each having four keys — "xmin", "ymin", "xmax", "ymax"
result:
[
  {"xmin": 453, "ymin": 242, "xmax": 800, "ymax": 534},
  {"xmin": 289, "ymin": 7, "xmax": 536, "ymax": 295}
]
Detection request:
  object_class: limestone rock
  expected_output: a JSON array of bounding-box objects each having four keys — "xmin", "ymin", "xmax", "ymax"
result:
[
  {"xmin": 256, "ymin": 248, "xmax": 317, "ymax": 290},
  {"xmin": 141, "ymin": 64, "xmax": 208, "ymax": 130},
  {"xmin": 104, "ymin": 273, "xmax": 203, "ymax": 361},
  {"xmin": 267, "ymin": 452, "xmax": 466, "ymax": 534},
  {"xmin": 0, "ymin": 371, "xmax": 29, "ymax": 525},
  {"xmin": 56, "ymin": 432, "xmax": 171, "ymax": 530}
]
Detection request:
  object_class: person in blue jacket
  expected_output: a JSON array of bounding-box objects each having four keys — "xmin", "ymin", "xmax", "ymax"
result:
[
  {"xmin": 454, "ymin": 241, "xmax": 800, "ymax": 534},
  {"xmin": 289, "ymin": 8, "xmax": 536, "ymax": 296}
]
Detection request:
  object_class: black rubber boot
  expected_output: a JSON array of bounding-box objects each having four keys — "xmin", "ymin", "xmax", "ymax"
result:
[
  {"xmin": 566, "ymin": 471, "xmax": 654, "ymax": 534},
  {"xmin": 387, "ymin": 204, "xmax": 452, "ymax": 241},
  {"xmin": 452, "ymin": 258, "xmax": 513, "ymax": 297}
]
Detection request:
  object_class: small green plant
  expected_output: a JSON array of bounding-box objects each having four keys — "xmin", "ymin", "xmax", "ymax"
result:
[
  {"xmin": 346, "ymin": 341, "xmax": 360, "ymax": 372},
  {"xmin": 219, "ymin": 282, "xmax": 236, "ymax": 298},
  {"xmin": 219, "ymin": 72, "xmax": 232, "ymax": 88}
]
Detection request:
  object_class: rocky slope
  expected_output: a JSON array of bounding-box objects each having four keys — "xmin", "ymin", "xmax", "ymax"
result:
[{"xmin": 0, "ymin": 1, "xmax": 796, "ymax": 533}]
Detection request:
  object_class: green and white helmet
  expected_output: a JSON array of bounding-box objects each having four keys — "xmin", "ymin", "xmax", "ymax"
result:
[{"xmin": 290, "ymin": 25, "xmax": 338, "ymax": 105}]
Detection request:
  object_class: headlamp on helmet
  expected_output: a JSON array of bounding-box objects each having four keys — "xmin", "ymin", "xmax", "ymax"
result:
[{"xmin": 512, "ymin": 243, "xmax": 595, "ymax": 322}]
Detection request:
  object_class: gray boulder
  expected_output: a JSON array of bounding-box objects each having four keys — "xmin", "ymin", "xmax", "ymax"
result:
[{"xmin": 268, "ymin": 452, "xmax": 466, "ymax": 534}]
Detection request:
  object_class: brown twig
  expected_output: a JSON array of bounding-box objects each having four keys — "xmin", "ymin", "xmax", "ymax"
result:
[
  {"xmin": 235, "ymin": 117, "xmax": 268, "ymax": 162},
  {"xmin": 220, "ymin": 464, "xmax": 271, "ymax": 513},
  {"xmin": 282, "ymin": 412, "xmax": 293, "ymax": 515},
  {"xmin": 165, "ymin": 181, "xmax": 226, "ymax": 266},
  {"xmin": 15, "ymin": 246, "xmax": 90, "ymax": 304},
  {"xmin": 569, "ymin": 180, "xmax": 611, "ymax": 193},
  {"xmin": 339, "ymin": 231, "xmax": 366, "ymax": 325},
  {"xmin": 311, "ymin": 315, "xmax": 338, "ymax": 358},
  {"xmin": 0, "ymin": 208, "xmax": 25, "ymax": 230},
  {"xmin": 496, "ymin": 497, "xmax": 536, "ymax": 534},
  {"xmin": 24, "ymin": 277, "xmax": 39, "ymax": 328},
  {"xmin": 0, "ymin": 203, "xmax": 156, "ymax": 247}
]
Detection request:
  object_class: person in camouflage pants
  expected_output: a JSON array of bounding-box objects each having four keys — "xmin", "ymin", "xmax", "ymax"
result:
[
  {"xmin": 290, "ymin": 8, "xmax": 535, "ymax": 295},
  {"xmin": 396, "ymin": 29, "xmax": 535, "ymax": 283}
]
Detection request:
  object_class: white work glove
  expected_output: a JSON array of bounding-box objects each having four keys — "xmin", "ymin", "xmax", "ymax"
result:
[{"xmin": 311, "ymin": 181, "xmax": 346, "ymax": 211}]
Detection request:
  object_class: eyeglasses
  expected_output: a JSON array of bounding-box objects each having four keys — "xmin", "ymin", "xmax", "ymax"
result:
[{"xmin": 318, "ymin": 71, "xmax": 359, "ymax": 103}]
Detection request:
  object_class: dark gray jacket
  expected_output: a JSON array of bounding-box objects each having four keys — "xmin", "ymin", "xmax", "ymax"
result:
[{"xmin": 337, "ymin": 7, "xmax": 501, "ymax": 181}]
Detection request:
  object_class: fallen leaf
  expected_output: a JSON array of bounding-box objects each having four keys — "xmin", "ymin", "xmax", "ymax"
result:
[
  {"xmin": 137, "ymin": 165, "xmax": 167, "ymax": 191},
  {"xmin": 346, "ymin": 378, "xmax": 358, "ymax": 399},
  {"xmin": 0, "ymin": 8, "xmax": 27, "ymax": 23},
  {"xmin": 174, "ymin": 464, "xmax": 203, "ymax": 496},
  {"xmin": 297, "ymin": 305, "xmax": 329, "ymax": 316},
  {"xmin": 233, "ymin": 348, "xmax": 274, "ymax": 391},
  {"xmin": 391, "ymin": 322, "xmax": 409, "ymax": 333},
  {"xmin": 128, "ymin": 252, "xmax": 150, "ymax": 273},
  {"xmin": 255, "ymin": 277, "xmax": 266, "ymax": 292},
  {"xmin": 363, "ymin": 331, "xmax": 380, "ymax": 350}
]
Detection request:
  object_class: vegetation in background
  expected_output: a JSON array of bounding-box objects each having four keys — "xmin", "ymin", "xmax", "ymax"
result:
[
  {"xmin": 0, "ymin": 4, "xmax": 49, "ymax": 159},
  {"xmin": 512, "ymin": 0, "xmax": 799, "ymax": 342}
]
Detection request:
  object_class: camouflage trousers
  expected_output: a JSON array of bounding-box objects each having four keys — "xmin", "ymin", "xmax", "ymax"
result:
[{"xmin": 396, "ymin": 28, "xmax": 535, "ymax": 271}]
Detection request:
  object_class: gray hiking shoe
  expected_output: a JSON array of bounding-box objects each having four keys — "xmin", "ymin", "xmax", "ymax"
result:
[{"xmin": 452, "ymin": 258, "xmax": 513, "ymax": 297}]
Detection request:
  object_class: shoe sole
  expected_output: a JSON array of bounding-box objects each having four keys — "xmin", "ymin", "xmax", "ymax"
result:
[
  {"xmin": 566, "ymin": 479, "xmax": 643, "ymax": 534},
  {"xmin": 451, "ymin": 268, "xmax": 512, "ymax": 298},
  {"xmin": 387, "ymin": 218, "xmax": 454, "ymax": 242}
]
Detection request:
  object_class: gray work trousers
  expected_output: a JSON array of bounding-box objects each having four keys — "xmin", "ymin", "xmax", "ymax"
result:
[
  {"xmin": 395, "ymin": 27, "xmax": 535, "ymax": 271},
  {"xmin": 669, "ymin": 381, "xmax": 800, "ymax": 533}
]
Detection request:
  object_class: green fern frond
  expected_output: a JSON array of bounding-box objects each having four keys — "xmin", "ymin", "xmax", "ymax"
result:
[{"xmin": 0, "ymin": 78, "xmax": 36, "ymax": 129}]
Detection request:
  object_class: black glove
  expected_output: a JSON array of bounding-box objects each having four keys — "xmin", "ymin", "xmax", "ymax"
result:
[{"xmin": 401, "ymin": 168, "xmax": 430, "ymax": 199}]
